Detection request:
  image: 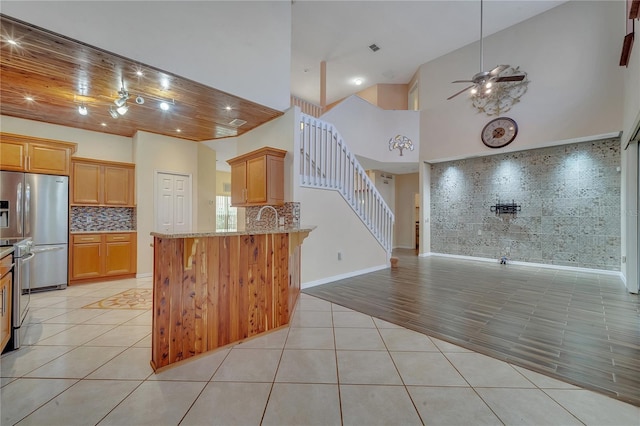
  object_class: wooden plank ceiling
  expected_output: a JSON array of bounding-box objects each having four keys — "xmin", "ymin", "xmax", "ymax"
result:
[{"xmin": 0, "ymin": 15, "xmax": 283, "ymax": 142}]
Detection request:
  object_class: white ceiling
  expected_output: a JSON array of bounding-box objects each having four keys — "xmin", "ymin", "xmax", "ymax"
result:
[
  {"xmin": 2, "ymin": 0, "xmax": 568, "ymax": 174},
  {"xmin": 291, "ymin": 0, "xmax": 567, "ymax": 106}
]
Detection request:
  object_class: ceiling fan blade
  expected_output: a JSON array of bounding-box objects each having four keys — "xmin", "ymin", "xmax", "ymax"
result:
[
  {"xmin": 447, "ymin": 85, "xmax": 474, "ymax": 100},
  {"xmin": 451, "ymin": 80, "xmax": 474, "ymax": 83},
  {"xmin": 495, "ymin": 74, "xmax": 525, "ymax": 82},
  {"xmin": 489, "ymin": 65, "xmax": 508, "ymax": 76}
]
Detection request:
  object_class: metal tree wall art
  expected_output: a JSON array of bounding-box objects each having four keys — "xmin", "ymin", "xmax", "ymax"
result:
[{"xmin": 388, "ymin": 135, "xmax": 414, "ymax": 156}]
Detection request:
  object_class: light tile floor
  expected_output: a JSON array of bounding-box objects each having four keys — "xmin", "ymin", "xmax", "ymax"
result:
[{"xmin": 1, "ymin": 278, "xmax": 639, "ymax": 425}]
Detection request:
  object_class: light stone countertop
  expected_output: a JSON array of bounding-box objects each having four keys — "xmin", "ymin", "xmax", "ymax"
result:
[
  {"xmin": 151, "ymin": 225, "xmax": 316, "ymax": 239},
  {"xmin": 0, "ymin": 246, "xmax": 14, "ymax": 259}
]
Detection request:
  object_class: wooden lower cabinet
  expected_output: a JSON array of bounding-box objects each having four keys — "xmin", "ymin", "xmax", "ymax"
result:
[
  {"xmin": 71, "ymin": 233, "xmax": 137, "ymax": 283},
  {"xmin": 105, "ymin": 234, "xmax": 135, "ymax": 276},
  {"xmin": 1, "ymin": 254, "xmax": 13, "ymax": 352}
]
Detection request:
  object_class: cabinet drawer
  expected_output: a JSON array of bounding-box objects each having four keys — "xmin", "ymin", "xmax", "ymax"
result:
[
  {"xmin": 73, "ymin": 234, "xmax": 102, "ymax": 244},
  {"xmin": 105, "ymin": 234, "xmax": 131, "ymax": 243}
]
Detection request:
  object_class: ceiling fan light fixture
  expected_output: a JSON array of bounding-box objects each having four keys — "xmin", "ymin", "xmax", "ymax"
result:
[
  {"xmin": 485, "ymin": 82, "xmax": 492, "ymax": 89},
  {"xmin": 470, "ymin": 87, "xmax": 478, "ymax": 95}
]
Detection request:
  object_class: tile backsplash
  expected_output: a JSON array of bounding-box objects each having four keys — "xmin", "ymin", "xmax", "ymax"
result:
[
  {"xmin": 430, "ymin": 138, "xmax": 620, "ymax": 271},
  {"xmin": 71, "ymin": 206, "xmax": 136, "ymax": 232},
  {"xmin": 245, "ymin": 202, "xmax": 300, "ymax": 231}
]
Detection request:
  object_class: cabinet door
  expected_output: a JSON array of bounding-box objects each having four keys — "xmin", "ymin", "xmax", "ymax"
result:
[
  {"xmin": 266, "ymin": 155, "xmax": 284, "ymax": 205},
  {"xmin": 0, "ymin": 140, "xmax": 26, "ymax": 171},
  {"xmin": 71, "ymin": 242, "xmax": 102, "ymax": 279},
  {"xmin": 104, "ymin": 241, "xmax": 133, "ymax": 276},
  {"xmin": 230, "ymin": 162, "xmax": 248, "ymax": 206},
  {"xmin": 72, "ymin": 162, "xmax": 101, "ymax": 205},
  {"xmin": 0, "ymin": 272, "xmax": 11, "ymax": 351},
  {"xmin": 246, "ymin": 156, "xmax": 267, "ymax": 204},
  {"xmin": 28, "ymin": 143, "xmax": 70, "ymax": 175},
  {"xmin": 104, "ymin": 166, "xmax": 133, "ymax": 206}
]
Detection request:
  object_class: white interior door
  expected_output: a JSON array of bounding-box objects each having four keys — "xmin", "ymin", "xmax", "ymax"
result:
[{"xmin": 156, "ymin": 172, "xmax": 192, "ymax": 233}]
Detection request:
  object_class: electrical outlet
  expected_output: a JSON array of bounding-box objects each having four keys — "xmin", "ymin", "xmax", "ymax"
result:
[
  {"xmin": 622, "ymin": 256, "xmax": 626, "ymax": 263},
  {"xmin": 338, "ymin": 251, "xmax": 342, "ymax": 261}
]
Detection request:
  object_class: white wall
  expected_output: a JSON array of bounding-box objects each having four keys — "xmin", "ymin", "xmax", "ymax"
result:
[
  {"xmin": 394, "ymin": 173, "xmax": 419, "ymax": 249},
  {"xmin": 235, "ymin": 109, "xmax": 296, "ymax": 204},
  {"xmin": 133, "ymin": 131, "xmax": 200, "ymax": 275},
  {"xmin": 419, "ymin": 1, "xmax": 624, "ymax": 163},
  {"xmin": 296, "ymin": 186, "xmax": 388, "ymax": 287},
  {"xmin": 322, "ymin": 96, "xmax": 420, "ymax": 165},
  {"xmin": 621, "ymin": 8, "xmax": 640, "ymax": 293},
  {"xmin": 2, "ymin": 1, "xmax": 292, "ymax": 111},
  {"xmin": 197, "ymin": 144, "xmax": 217, "ymax": 232},
  {"xmin": 0, "ymin": 115, "xmax": 132, "ymax": 162}
]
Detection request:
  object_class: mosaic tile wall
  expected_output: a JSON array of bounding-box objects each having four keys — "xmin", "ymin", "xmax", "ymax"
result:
[
  {"xmin": 430, "ymin": 139, "xmax": 621, "ymax": 271},
  {"xmin": 71, "ymin": 206, "xmax": 136, "ymax": 232},
  {"xmin": 245, "ymin": 202, "xmax": 300, "ymax": 231}
]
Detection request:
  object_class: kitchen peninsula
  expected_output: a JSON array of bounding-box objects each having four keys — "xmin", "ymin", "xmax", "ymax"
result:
[{"xmin": 150, "ymin": 226, "xmax": 314, "ymax": 370}]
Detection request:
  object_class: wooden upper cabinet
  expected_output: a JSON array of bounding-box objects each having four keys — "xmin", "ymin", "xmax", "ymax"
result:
[
  {"xmin": 227, "ymin": 147, "xmax": 286, "ymax": 207},
  {"xmin": 71, "ymin": 158, "xmax": 135, "ymax": 206},
  {"xmin": 72, "ymin": 162, "xmax": 102, "ymax": 204},
  {"xmin": 0, "ymin": 133, "xmax": 76, "ymax": 175}
]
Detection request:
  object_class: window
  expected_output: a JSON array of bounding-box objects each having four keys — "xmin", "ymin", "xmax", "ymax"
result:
[{"xmin": 216, "ymin": 195, "xmax": 237, "ymax": 231}]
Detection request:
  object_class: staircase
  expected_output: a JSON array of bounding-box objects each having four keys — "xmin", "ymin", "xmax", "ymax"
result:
[{"xmin": 299, "ymin": 113, "xmax": 394, "ymax": 255}]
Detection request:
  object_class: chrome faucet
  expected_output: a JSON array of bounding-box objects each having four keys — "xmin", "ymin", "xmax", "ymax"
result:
[{"xmin": 256, "ymin": 205, "xmax": 279, "ymax": 228}]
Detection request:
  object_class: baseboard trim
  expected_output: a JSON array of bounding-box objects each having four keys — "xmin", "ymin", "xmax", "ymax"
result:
[
  {"xmin": 430, "ymin": 252, "xmax": 623, "ymax": 277},
  {"xmin": 302, "ymin": 264, "xmax": 388, "ymax": 289},
  {"xmin": 136, "ymin": 272, "xmax": 152, "ymax": 279}
]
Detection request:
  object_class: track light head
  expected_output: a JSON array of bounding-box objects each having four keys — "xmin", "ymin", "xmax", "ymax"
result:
[{"xmin": 108, "ymin": 107, "xmax": 119, "ymax": 119}]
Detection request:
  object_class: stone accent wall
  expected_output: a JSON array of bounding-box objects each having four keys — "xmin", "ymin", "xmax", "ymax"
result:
[
  {"xmin": 430, "ymin": 138, "xmax": 620, "ymax": 271},
  {"xmin": 71, "ymin": 206, "xmax": 136, "ymax": 232}
]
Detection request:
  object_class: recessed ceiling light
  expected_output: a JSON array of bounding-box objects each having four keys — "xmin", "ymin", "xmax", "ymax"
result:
[
  {"xmin": 354, "ymin": 78, "xmax": 363, "ymax": 86},
  {"xmin": 7, "ymin": 39, "xmax": 18, "ymax": 46},
  {"xmin": 101, "ymin": 122, "xmax": 107, "ymax": 127},
  {"xmin": 25, "ymin": 96, "xmax": 34, "ymax": 101},
  {"xmin": 225, "ymin": 106, "xmax": 232, "ymax": 111},
  {"xmin": 160, "ymin": 101, "xmax": 170, "ymax": 111},
  {"xmin": 176, "ymin": 128, "xmax": 181, "ymax": 133},
  {"xmin": 136, "ymin": 70, "xmax": 143, "ymax": 76}
]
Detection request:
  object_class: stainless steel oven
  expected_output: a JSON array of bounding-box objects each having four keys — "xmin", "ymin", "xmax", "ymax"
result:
[{"xmin": 11, "ymin": 238, "xmax": 33, "ymax": 350}]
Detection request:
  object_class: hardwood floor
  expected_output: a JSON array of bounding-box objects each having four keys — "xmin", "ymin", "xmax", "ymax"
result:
[{"xmin": 304, "ymin": 250, "xmax": 640, "ymax": 406}]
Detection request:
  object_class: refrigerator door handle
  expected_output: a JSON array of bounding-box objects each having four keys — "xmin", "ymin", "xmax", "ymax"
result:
[
  {"xmin": 16, "ymin": 182, "xmax": 22, "ymax": 235},
  {"xmin": 25, "ymin": 182, "xmax": 30, "ymax": 236},
  {"xmin": 31, "ymin": 246, "xmax": 64, "ymax": 254}
]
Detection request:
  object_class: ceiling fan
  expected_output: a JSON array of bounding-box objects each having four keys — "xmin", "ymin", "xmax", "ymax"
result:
[{"xmin": 447, "ymin": 0, "xmax": 526, "ymax": 100}]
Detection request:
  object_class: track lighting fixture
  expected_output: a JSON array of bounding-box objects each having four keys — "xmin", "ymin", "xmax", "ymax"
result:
[
  {"xmin": 107, "ymin": 77, "xmax": 175, "ymax": 118},
  {"xmin": 78, "ymin": 104, "xmax": 88, "ymax": 116},
  {"xmin": 116, "ymin": 104, "xmax": 129, "ymax": 115}
]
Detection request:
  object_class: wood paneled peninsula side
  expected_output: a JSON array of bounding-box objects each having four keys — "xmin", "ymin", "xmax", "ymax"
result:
[{"xmin": 150, "ymin": 226, "xmax": 314, "ymax": 371}]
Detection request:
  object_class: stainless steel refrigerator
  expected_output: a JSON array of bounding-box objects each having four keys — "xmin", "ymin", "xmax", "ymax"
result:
[{"xmin": 0, "ymin": 172, "xmax": 69, "ymax": 290}]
